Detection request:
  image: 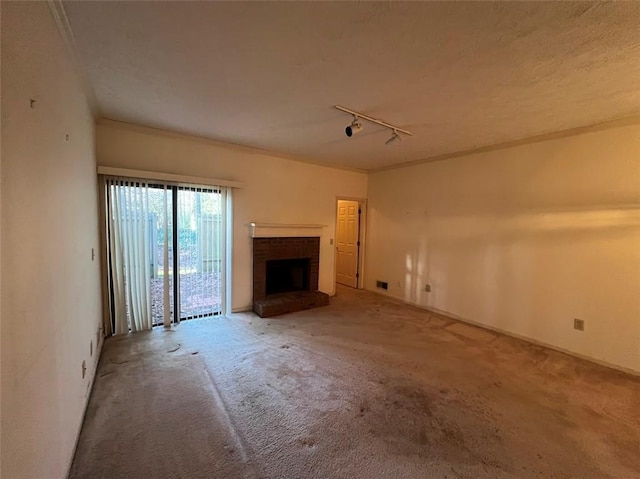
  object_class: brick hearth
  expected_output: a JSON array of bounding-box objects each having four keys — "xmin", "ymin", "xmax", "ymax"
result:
[{"xmin": 252, "ymin": 237, "xmax": 329, "ymax": 317}]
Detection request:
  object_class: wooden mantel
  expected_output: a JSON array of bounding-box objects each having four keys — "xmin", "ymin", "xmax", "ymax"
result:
[{"xmin": 248, "ymin": 223, "xmax": 326, "ymax": 238}]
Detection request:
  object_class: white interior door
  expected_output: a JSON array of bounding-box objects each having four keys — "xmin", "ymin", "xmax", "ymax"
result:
[{"xmin": 336, "ymin": 200, "xmax": 359, "ymax": 288}]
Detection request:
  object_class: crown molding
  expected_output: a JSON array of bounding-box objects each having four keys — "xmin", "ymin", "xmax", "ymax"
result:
[
  {"xmin": 97, "ymin": 118, "xmax": 369, "ymax": 175},
  {"xmin": 47, "ymin": 0, "xmax": 99, "ymax": 118},
  {"xmin": 372, "ymin": 115, "xmax": 640, "ymax": 173}
]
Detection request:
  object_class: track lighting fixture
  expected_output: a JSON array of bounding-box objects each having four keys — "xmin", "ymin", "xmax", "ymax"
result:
[
  {"xmin": 335, "ymin": 105, "xmax": 412, "ymax": 144},
  {"xmin": 385, "ymin": 130, "xmax": 401, "ymax": 145},
  {"xmin": 345, "ymin": 116, "xmax": 363, "ymax": 137}
]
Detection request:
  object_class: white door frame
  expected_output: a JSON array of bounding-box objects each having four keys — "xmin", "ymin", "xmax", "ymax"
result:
[{"xmin": 334, "ymin": 196, "xmax": 367, "ymax": 293}]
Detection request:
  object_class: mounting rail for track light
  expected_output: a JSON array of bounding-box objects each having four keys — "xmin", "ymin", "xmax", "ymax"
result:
[
  {"xmin": 335, "ymin": 105, "xmax": 413, "ymax": 137},
  {"xmin": 385, "ymin": 130, "xmax": 401, "ymax": 145}
]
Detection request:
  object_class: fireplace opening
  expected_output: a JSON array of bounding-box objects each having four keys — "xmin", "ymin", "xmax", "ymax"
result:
[{"xmin": 266, "ymin": 258, "xmax": 311, "ymax": 295}]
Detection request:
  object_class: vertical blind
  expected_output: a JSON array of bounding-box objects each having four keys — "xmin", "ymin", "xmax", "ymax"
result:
[
  {"xmin": 106, "ymin": 179, "xmax": 154, "ymax": 334},
  {"xmin": 105, "ymin": 177, "xmax": 226, "ymax": 335}
]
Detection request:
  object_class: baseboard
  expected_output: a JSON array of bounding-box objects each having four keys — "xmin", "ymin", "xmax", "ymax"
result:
[
  {"xmin": 232, "ymin": 305, "xmax": 253, "ymax": 313},
  {"xmin": 365, "ymin": 287, "xmax": 639, "ymax": 377},
  {"xmin": 64, "ymin": 333, "xmax": 105, "ymax": 479}
]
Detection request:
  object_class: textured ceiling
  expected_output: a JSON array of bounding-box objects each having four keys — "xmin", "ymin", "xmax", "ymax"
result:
[{"xmin": 63, "ymin": 1, "xmax": 640, "ymax": 171}]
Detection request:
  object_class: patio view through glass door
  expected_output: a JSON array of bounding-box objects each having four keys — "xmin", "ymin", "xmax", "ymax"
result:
[
  {"xmin": 176, "ymin": 186, "xmax": 223, "ymax": 321},
  {"xmin": 106, "ymin": 179, "xmax": 226, "ymax": 334}
]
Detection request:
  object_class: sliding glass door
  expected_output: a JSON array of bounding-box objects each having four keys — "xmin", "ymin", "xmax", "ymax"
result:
[
  {"xmin": 148, "ymin": 185, "xmax": 174, "ymax": 327},
  {"xmin": 106, "ymin": 179, "xmax": 226, "ymax": 334},
  {"xmin": 176, "ymin": 186, "xmax": 223, "ymax": 320}
]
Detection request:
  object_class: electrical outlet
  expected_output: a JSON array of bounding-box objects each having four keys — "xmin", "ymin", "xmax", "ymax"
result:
[
  {"xmin": 90, "ymin": 340, "xmax": 93, "ymax": 357},
  {"xmin": 91, "ymin": 248, "xmax": 95, "ymax": 261},
  {"xmin": 425, "ymin": 284, "xmax": 432, "ymax": 292},
  {"xmin": 574, "ymin": 318, "xmax": 585, "ymax": 331},
  {"xmin": 81, "ymin": 360, "xmax": 87, "ymax": 379}
]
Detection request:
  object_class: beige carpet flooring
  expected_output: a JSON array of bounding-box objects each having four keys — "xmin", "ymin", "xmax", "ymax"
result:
[{"xmin": 70, "ymin": 287, "xmax": 640, "ymax": 478}]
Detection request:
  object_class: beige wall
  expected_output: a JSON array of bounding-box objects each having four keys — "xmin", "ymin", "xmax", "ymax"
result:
[
  {"xmin": 1, "ymin": 3, "xmax": 103, "ymax": 478},
  {"xmin": 366, "ymin": 123, "xmax": 640, "ymax": 373},
  {"xmin": 96, "ymin": 121, "xmax": 368, "ymax": 311}
]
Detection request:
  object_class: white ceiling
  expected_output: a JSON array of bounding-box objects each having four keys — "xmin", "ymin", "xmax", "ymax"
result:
[{"xmin": 63, "ymin": 1, "xmax": 640, "ymax": 171}]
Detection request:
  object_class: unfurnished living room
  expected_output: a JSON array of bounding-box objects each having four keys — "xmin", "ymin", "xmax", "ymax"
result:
[{"xmin": 1, "ymin": 1, "xmax": 639, "ymax": 478}]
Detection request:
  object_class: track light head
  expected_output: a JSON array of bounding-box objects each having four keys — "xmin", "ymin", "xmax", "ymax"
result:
[
  {"xmin": 385, "ymin": 130, "xmax": 401, "ymax": 145},
  {"xmin": 336, "ymin": 105, "xmax": 413, "ymax": 144},
  {"xmin": 345, "ymin": 117, "xmax": 363, "ymax": 137}
]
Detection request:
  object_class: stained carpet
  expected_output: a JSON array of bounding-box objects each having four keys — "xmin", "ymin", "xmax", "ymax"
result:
[{"xmin": 70, "ymin": 287, "xmax": 640, "ymax": 478}]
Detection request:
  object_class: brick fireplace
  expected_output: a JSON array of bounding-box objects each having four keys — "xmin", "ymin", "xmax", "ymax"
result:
[{"xmin": 251, "ymin": 224, "xmax": 329, "ymax": 317}]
